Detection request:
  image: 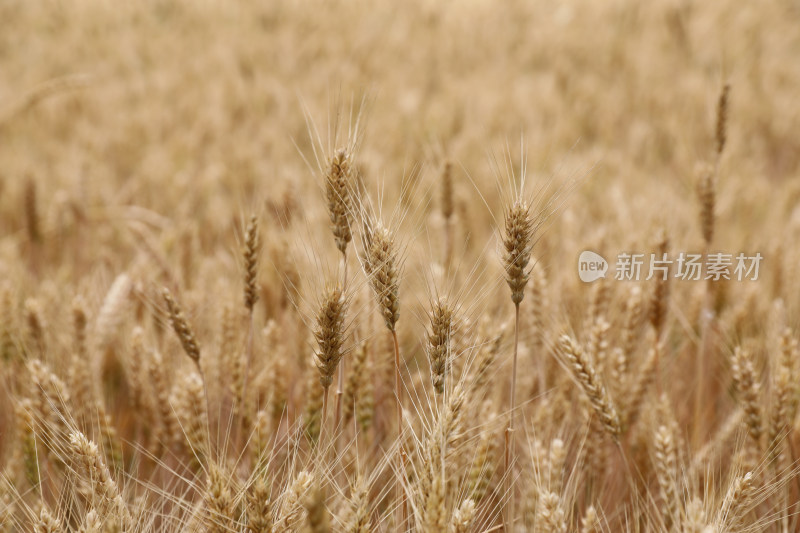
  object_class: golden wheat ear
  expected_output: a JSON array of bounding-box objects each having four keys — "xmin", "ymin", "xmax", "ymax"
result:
[
  {"xmin": 69, "ymin": 431, "xmax": 131, "ymax": 527},
  {"xmin": 426, "ymin": 297, "xmax": 453, "ymax": 395},
  {"xmin": 243, "ymin": 214, "xmax": 261, "ymax": 313},
  {"xmin": 730, "ymin": 346, "xmax": 763, "ymax": 447},
  {"xmin": 557, "ymin": 334, "xmax": 621, "ymax": 438},
  {"xmin": 312, "ymin": 282, "xmax": 348, "ymax": 437},
  {"xmin": 325, "ymin": 148, "xmax": 355, "ymax": 257},
  {"xmin": 33, "ymin": 505, "xmax": 61, "ymax": 533},
  {"xmin": 161, "ymin": 288, "xmax": 201, "ymax": 366},
  {"xmin": 715, "ymin": 83, "xmax": 731, "ymax": 159}
]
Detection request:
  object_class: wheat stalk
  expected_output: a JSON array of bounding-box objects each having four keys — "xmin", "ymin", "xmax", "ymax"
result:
[{"xmin": 502, "ymin": 197, "xmax": 534, "ymax": 528}]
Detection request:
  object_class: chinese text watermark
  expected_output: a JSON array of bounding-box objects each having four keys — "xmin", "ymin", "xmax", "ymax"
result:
[{"xmin": 579, "ymin": 251, "xmax": 762, "ymax": 283}]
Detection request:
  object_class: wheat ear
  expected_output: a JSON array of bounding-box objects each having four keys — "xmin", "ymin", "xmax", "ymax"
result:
[
  {"xmin": 427, "ymin": 297, "xmax": 453, "ymax": 395},
  {"xmin": 715, "ymin": 83, "xmax": 730, "ymax": 160},
  {"xmin": 340, "ymin": 476, "xmax": 370, "ymax": 533},
  {"xmin": 558, "ymin": 335, "xmax": 621, "ymax": 437},
  {"xmin": 580, "ymin": 505, "xmax": 601, "ymax": 533},
  {"xmin": 204, "ymin": 463, "xmax": 235, "ymax": 533},
  {"xmin": 537, "ymin": 491, "xmax": 567, "ymax": 533},
  {"xmin": 69, "ymin": 431, "xmax": 131, "ymax": 528},
  {"xmin": 34, "ymin": 505, "xmax": 60, "ymax": 533},
  {"xmin": 450, "ymin": 499, "xmax": 476, "ymax": 533},
  {"xmin": 716, "ymin": 471, "xmax": 755, "ymax": 532},
  {"xmin": 653, "ymin": 424, "xmax": 679, "ymax": 529},
  {"xmin": 313, "ymin": 284, "xmax": 347, "ymax": 441},
  {"xmin": 246, "ymin": 474, "xmax": 273, "ymax": 533},
  {"xmin": 162, "ymin": 288, "xmax": 201, "ymax": 367},
  {"xmin": 441, "ymin": 160, "xmax": 454, "ymax": 267},
  {"xmin": 731, "ymin": 346, "xmax": 763, "ymax": 447}
]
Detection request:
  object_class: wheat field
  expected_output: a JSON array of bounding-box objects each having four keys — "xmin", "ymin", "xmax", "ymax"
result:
[{"xmin": 2, "ymin": 0, "xmax": 800, "ymax": 531}]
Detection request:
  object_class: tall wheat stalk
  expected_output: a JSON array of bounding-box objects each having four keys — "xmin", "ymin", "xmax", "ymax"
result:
[
  {"xmin": 360, "ymin": 212, "xmax": 405, "ymax": 528},
  {"xmin": 502, "ymin": 196, "xmax": 534, "ymax": 529}
]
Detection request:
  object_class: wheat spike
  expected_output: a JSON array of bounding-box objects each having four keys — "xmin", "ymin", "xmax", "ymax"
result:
[
  {"xmin": 326, "ymin": 148, "xmax": 354, "ymax": 255},
  {"xmin": 696, "ymin": 164, "xmax": 716, "ymax": 247},
  {"xmin": 715, "ymin": 83, "xmax": 731, "ymax": 157},
  {"xmin": 558, "ymin": 335, "xmax": 621, "ymax": 437},
  {"xmin": 94, "ymin": 273, "xmax": 132, "ymax": 351},
  {"xmin": 243, "ymin": 214, "xmax": 261, "ymax": 312},
  {"xmin": 450, "ymin": 499, "xmax": 476, "ymax": 533},
  {"xmin": 76, "ymin": 509, "xmax": 102, "ymax": 533},
  {"xmin": 684, "ymin": 498, "xmax": 708, "ymax": 533},
  {"xmin": 502, "ymin": 200, "xmax": 534, "ymax": 305},
  {"xmin": 580, "ymin": 505, "xmax": 601, "ymax": 533},
  {"xmin": 204, "ymin": 463, "xmax": 236, "ymax": 533},
  {"xmin": 304, "ymin": 483, "xmax": 331, "ymax": 533},
  {"xmin": 69, "ymin": 431, "xmax": 131, "ymax": 527},
  {"xmin": 427, "ymin": 297, "xmax": 453, "ymax": 395},
  {"xmin": 24, "ymin": 298, "xmax": 45, "ymax": 358},
  {"xmin": 624, "ymin": 341, "xmax": 659, "ymax": 431},
  {"xmin": 731, "ymin": 347, "xmax": 762, "ymax": 445},
  {"xmin": 246, "ymin": 474, "xmax": 273, "ymax": 533},
  {"xmin": 162, "ymin": 288, "xmax": 201, "ymax": 364},
  {"xmin": 24, "ymin": 177, "xmax": 42, "ymax": 244},
  {"xmin": 548, "ymin": 438, "xmax": 566, "ymax": 495},
  {"xmin": 767, "ymin": 328, "xmax": 797, "ymax": 465},
  {"xmin": 648, "ymin": 231, "xmax": 670, "ymax": 337},
  {"xmin": 340, "ymin": 476, "xmax": 370, "ymax": 533},
  {"xmin": 361, "ymin": 218, "xmax": 400, "ymax": 332},
  {"xmin": 716, "ymin": 471, "xmax": 755, "ymax": 532},
  {"xmin": 34, "ymin": 506, "xmax": 60, "ymax": 533},
  {"xmin": 536, "ymin": 491, "xmax": 567, "ymax": 533},
  {"xmin": 314, "ymin": 284, "xmax": 347, "ymax": 390},
  {"xmin": 653, "ymin": 424, "xmax": 679, "ymax": 528},
  {"xmin": 170, "ymin": 371, "xmax": 209, "ymax": 469},
  {"xmin": 275, "ymin": 471, "xmax": 314, "ymax": 532},
  {"xmin": 467, "ymin": 429, "xmax": 496, "ymax": 502}
]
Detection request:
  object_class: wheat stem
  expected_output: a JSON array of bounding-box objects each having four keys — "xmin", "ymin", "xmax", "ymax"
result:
[
  {"xmin": 504, "ymin": 302, "xmax": 520, "ymax": 529},
  {"xmin": 392, "ymin": 329, "xmax": 408, "ymax": 531},
  {"xmin": 334, "ymin": 250, "xmax": 348, "ymax": 437}
]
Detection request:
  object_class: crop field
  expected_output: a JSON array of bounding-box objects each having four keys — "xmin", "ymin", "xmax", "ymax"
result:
[{"xmin": 1, "ymin": 0, "xmax": 800, "ymax": 531}]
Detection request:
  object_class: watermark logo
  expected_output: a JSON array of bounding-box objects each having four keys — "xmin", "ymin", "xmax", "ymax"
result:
[
  {"xmin": 578, "ymin": 251, "xmax": 763, "ymax": 282},
  {"xmin": 578, "ymin": 251, "xmax": 609, "ymax": 283}
]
